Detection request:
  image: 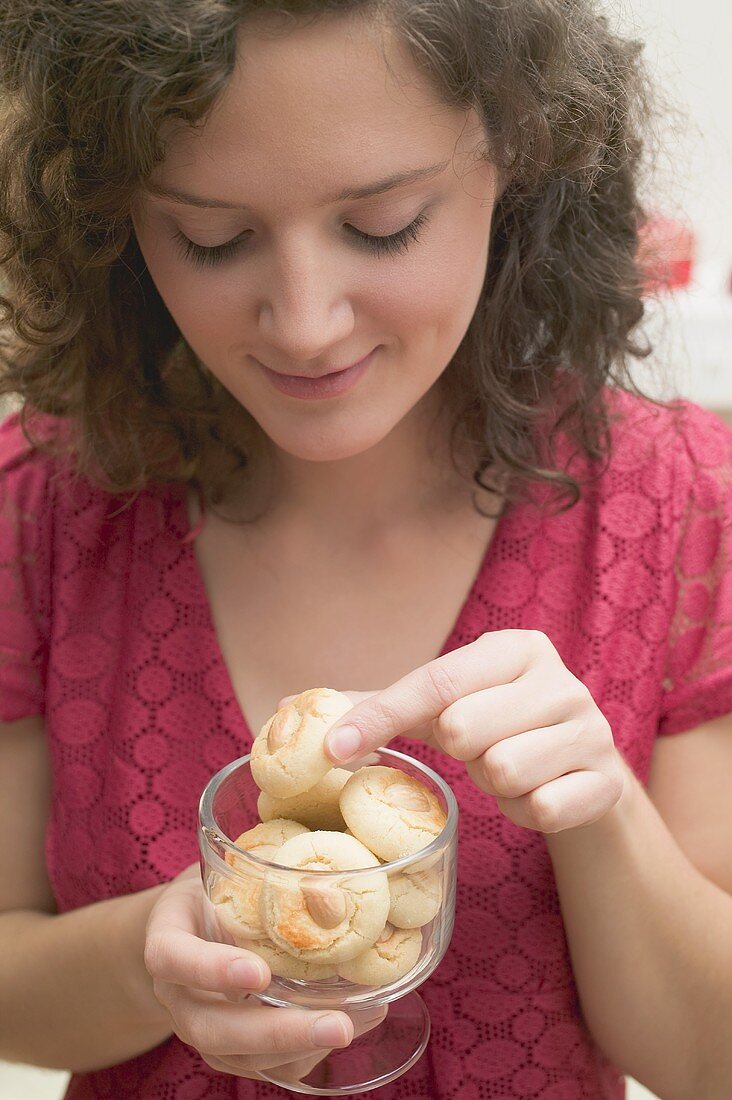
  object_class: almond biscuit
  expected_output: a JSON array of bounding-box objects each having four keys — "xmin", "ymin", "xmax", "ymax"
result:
[
  {"xmin": 260, "ymin": 830, "xmax": 390, "ymax": 965},
  {"xmin": 336, "ymin": 922, "xmax": 422, "ymax": 985},
  {"xmin": 339, "ymin": 766, "xmax": 446, "ymax": 862},
  {"xmin": 257, "ymin": 767, "xmax": 352, "ymax": 831},
  {"xmin": 250, "ymin": 688, "xmax": 353, "ymax": 798},
  {"xmin": 387, "ymin": 867, "xmax": 442, "ymax": 929},
  {"xmin": 244, "ymin": 936, "xmax": 339, "ymax": 981},
  {"xmin": 211, "ymin": 818, "xmax": 310, "ymax": 940}
]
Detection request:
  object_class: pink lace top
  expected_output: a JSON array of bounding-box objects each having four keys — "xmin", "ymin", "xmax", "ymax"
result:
[{"xmin": 2, "ymin": 388, "xmax": 732, "ymax": 1100}]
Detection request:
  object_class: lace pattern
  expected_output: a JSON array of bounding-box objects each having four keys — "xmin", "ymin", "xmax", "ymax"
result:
[{"xmin": 1, "ymin": 389, "xmax": 731, "ymax": 1100}]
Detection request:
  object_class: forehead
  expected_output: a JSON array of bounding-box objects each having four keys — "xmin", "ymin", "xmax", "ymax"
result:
[{"xmin": 153, "ymin": 13, "xmax": 486, "ymax": 209}]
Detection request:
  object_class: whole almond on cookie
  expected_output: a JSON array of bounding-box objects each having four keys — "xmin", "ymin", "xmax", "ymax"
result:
[
  {"xmin": 382, "ymin": 781, "xmax": 432, "ymax": 813},
  {"xmin": 211, "ymin": 819, "xmax": 310, "ymax": 941},
  {"xmin": 260, "ymin": 830, "xmax": 390, "ymax": 964},
  {"xmin": 302, "ymin": 883, "xmax": 349, "ymax": 929},
  {"xmin": 340, "ymin": 766, "xmax": 446, "ymax": 862}
]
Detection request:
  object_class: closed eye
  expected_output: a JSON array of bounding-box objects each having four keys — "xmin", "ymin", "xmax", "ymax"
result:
[{"xmin": 171, "ymin": 210, "xmax": 430, "ymax": 270}]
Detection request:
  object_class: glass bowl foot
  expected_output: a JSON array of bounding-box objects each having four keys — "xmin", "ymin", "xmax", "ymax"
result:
[{"xmin": 258, "ymin": 990, "xmax": 430, "ymax": 1096}]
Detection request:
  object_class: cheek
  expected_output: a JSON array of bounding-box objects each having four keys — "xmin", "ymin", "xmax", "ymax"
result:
[
  {"xmin": 133, "ymin": 213, "xmax": 231, "ymax": 342},
  {"xmin": 168, "ymin": 282, "xmax": 230, "ymax": 345},
  {"xmin": 146, "ymin": 257, "xmax": 236, "ymax": 358},
  {"xmin": 133, "ymin": 211, "xmax": 491, "ymax": 379},
  {"xmin": 396, "ymin": 230, "xmax": 490, "ymax": 364}
]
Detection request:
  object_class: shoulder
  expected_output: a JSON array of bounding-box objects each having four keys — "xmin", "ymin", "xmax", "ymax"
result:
[
  {"xmin": 0, "ymin": 410, "xmax": 71, "ymax": 525},
  {"xmin": 544, "ymin": 389, "xmax": 732, "ymax": 582},
  {"xmin": 0, "ymin": 408, "xmax": 70, "ymax": 480},
  {"xmin": 0, "ymin": 406, "xmax": 186, "ymax": 603},
  {"xmin": 578, "ymin": 388, "xmax": 732, "ymax": 513},
  {"xmin": 602, "ymin": 387, "xmax": 732, "ymax": 473},
  {"xmin": 0, "ymin": 409, "xmax": 173, "ymax": 539},
  {"xmin": 0, "ymin": 413, "xmax": 98, "ymax": 607}
]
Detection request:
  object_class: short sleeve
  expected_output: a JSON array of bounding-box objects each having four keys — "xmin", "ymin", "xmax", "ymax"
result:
[
  {"xmin": 0, "ymin": 413, "xmax": 52, "ymax": 723},
  {"xmin": 658, "ymin": 402, "xmax": 732, "ymax": 735}
]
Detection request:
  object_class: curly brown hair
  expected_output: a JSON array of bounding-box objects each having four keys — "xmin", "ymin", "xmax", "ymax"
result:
[{"xmin": 0, "ymin": 0, "xmax": 663, "ymax": 514}]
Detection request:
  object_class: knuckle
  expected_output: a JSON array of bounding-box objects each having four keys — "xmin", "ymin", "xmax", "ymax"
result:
[
  {"xmin": 143, "ymin": 933, "xmax": 167, "ymax": 979},
  {"xmin": 527, "ymin": 629, "xmax": 554, "ymax": 659},
  {"xmin": 528, "ymin": 789, "xmax": 561, "ymax": 833},
  {"xmin": 187, "ymin": 1005, "xmax": 221, "ymax": 1055},
  {"xmin": 597, "ymin": 712, "xmax": 614, "ymax": 743},
  {"xmin": 269, "ymin": 1012, "xmax": 301, "ymax": 1054},
  {"xmin": 482, "ymin": 747, "xmax": 519, "ymax": 797},
  {"xmin": 424, "ymin": 661, "xmax": 462, "ymax": 708},
  {"xmin": 609, "ymin": 768, "xmax": 625, "ymax": 804},
  {"xmin": 545, "ymin": 678, "xmax": 587, "ymax": 724},
  {"xmin": 565, "ymin": 718, "xmax": 585, "ymax": 752},
  {"xmin": 150, "ymin": 976, "xmax": 172, "ymax": 1009},
  {"xmin": 374, "ymin": 694, "xmax": 404, "ymax": 738},
  {"xmin": 568, "ymin": 677, "xmax": 592, "ymax": 711},
  {"xmin": 435, "ymin": 707, "xmax": 472, "ymax": 760},
  {"xmin": 168, "ymin": 999, "xmax": 195, "ymax": 1047}
]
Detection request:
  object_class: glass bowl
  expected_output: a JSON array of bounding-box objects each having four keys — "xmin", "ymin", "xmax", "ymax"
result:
[{"xmin": 198, "ymin": 746, "xmax": 458, "ymax": 1095}]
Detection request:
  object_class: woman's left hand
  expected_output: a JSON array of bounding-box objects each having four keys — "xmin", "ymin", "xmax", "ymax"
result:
[{"xmin": 279, "ymin": 630, "xmax": 626, "ymax": 834}]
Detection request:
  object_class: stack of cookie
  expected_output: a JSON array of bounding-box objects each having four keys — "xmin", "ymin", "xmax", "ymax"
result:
[{"xmin": 211, "ymin": 687, "xmax": 447, "ymax": 987}]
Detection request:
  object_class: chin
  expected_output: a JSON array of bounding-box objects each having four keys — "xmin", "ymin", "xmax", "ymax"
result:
[{"xmin": 264, "ymin": 420, "xmax": 391, "ymax": 464}]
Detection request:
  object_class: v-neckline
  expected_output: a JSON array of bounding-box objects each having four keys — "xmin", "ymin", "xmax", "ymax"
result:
[{"xmin": 174, "ymin": 485, "xmax": 511, "ymax": 746}]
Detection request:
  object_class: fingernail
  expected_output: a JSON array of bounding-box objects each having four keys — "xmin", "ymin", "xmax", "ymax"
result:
[
  {"xmin": 327, "ymin": 725, "xmax": 361, "ymax": 762},
  {"xmin": 312, "ymin": 1013, "xmax": 350, "ymax": 1048},
  {"xmin": 228, "ymin": 958, "xmax": 267, "ymax": 987}
]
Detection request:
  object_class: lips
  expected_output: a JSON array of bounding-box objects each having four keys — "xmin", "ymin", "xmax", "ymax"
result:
[
  {"xmin": 260, "ymin": 347, "xmax": 378, "ymax": 400},
  {"xmin": 267, "ymin": 350, "xmax": 375, "ymax": 380}
]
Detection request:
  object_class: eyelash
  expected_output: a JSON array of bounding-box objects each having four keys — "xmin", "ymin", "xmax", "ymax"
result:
[{"xmin": 171, "ymin": 211, "xmax": 430, "ymax": 270}]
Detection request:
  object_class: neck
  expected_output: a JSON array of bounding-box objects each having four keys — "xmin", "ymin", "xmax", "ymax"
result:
[{"xmin": 230, "ymin": 383, "xmax": 481, "ymax": 538}]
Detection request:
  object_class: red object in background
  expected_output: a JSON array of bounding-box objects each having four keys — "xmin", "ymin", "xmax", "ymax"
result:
[{"xmin": 637, "ymin": 214, "xmax": 696, "ymax": 294}]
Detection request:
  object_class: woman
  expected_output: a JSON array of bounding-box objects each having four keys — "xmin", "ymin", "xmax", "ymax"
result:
[{"xmin": 0, "ymin": 1, "xmax": 730, "ymax": 1097}]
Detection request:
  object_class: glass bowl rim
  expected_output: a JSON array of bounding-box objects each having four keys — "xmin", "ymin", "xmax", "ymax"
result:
[{"xmin": 198, "ymin": 746, "xmax": 458, "ymax": 877}]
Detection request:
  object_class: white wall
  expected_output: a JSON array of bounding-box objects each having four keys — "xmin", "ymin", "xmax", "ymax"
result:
[
  {"xmin": 597, "ymin": 0, "xmax": 732, "ymax": 409},
  {"xmin": 605, "ymin": 0, "xmax": 732, "ymax": 267}
]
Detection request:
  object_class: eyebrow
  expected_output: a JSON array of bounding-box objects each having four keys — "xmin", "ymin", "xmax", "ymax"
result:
[{"xmin": 145, "ymin": 159, "xmax": 451, "ymax": 210}]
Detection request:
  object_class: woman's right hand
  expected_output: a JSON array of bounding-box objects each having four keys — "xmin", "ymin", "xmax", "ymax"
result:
[{"xmin": 144, "ymin": 864, "xmax": 386, "ymax": 1083}]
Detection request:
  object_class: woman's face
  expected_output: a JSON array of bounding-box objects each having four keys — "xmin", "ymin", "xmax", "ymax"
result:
[{"xmin": 131, "ymin": 13, "xmax": 500, "ymax": 465}]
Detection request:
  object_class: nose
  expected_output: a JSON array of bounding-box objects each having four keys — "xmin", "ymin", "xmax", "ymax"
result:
[{"xmin": 256, "ymin": 240, "xmax": 356, "ymax": 366}]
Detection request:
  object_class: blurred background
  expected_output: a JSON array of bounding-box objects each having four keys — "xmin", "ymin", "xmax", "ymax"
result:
[
  {"xmin": 612, "ymin": 0, "xmax": 732, "ymax": 422},
  {"xmin": 0, "ymin": 0, "xmax": 730, "ymax": 1095}
]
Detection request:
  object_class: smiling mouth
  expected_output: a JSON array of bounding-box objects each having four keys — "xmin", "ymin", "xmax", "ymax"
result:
[
  {"xmin": 258, "ymin": 348, "xmax": 378, "ymax": 400},
  {"xmin": 266, "ymin": 350, "xmax": 376, "ymax": 380}
]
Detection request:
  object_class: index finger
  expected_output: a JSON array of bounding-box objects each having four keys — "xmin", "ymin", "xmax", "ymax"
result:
[
  {"xmin": 146, "ymin": 925, "xmax": 272, "ymax": 995},
  {"xmin": 324, "ymin": 629, "xmax": 544, "ymax": 763},
  {"xmin": 146, "ymin": 886, "xmax": 271, "ymax": 995}
]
